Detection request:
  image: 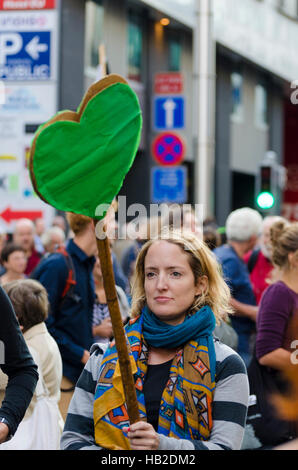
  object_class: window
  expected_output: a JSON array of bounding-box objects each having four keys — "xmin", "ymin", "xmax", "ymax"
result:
[
  {"xmin": 231, "ymin": 72, "xmax": 244, "ymax": 121},
  {"xmin": 127, "ymin": 11, "xmax": 143, "ymax": 82},
  {"xmin": 279, "ymin": 0, "xmax": 298, "ymax": 18},
  {"xmin": 85, "ymin": 1, "xmax": 104, "ymax": 70},
  {"xmin": 168, "ymin": 36, "xmax": 181, "ymax": 71},
  {"xmin": 255, "ymin": 84, "xmax": 268, "ymax": 128}
]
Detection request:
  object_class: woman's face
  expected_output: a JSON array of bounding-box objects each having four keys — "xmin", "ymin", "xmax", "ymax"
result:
[
  {"xmin": 4, "ymin": 250, "xmax": 27, "ymax": 274},
  {"xmin": 144, "ymin": 240, "xmax": 203, "ymax": 325}
]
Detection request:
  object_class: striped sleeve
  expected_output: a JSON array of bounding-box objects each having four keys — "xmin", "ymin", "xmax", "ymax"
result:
[
  {"xmin": 193, "ymin": 341, "xmax": 249, "ymax": 450},
  {"xmin": 60, "ymin": 343, "xmax": 108, "ymax": 451}
]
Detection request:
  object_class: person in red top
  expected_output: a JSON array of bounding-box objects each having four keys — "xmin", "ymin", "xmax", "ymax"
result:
[
  {"xmin": 243, "ymin": 216, "xmax": 286, "ymax": 304},
  {"xmin": 13, "ymin": 218, "xmax": 42, "ymax": 276}
]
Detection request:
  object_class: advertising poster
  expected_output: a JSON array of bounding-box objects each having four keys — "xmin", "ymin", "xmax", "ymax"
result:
[{"xmin": 0, "ymin": 7, "xmax": 58, "ymax": 232}]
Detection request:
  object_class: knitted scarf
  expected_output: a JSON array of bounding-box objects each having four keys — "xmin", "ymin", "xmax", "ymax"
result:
[{"xmin": 93, "ymin": 306, "xmax": 216, "ymax": 450}]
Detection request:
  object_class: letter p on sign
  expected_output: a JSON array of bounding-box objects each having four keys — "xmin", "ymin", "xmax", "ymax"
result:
[{"xmin": 0, "ymin": 33, "xmax": 22, "ymax": 66}]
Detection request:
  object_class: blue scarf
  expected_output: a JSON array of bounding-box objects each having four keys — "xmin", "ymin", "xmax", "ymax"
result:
[{"xmin": 142, "ymin": 305, "xmax": 216, "ymax": 381}]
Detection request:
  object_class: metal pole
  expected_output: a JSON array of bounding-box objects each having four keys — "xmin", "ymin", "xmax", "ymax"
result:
[{"xmin": 193, "ymin": 0, "xmax": 216, "ymax": 218}]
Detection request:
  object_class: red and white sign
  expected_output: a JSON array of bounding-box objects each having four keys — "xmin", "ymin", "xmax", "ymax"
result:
[
  {"xmin": 154, "ymin": 72, "xmax": 184, "ymax": 95},
  {"xmin": 0, "ymin": 0, "xmax": 55, "ymax": 10}
]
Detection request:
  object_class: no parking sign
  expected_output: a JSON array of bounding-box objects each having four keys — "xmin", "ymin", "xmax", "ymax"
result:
[{"xmin": 152, "ymin": 132, "xmax": 185, "ymax": 166}]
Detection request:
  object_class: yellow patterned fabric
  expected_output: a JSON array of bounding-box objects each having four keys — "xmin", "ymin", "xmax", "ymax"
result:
[{"xmin": 93, "ymin": 313, "xmax": 216, "ymax": 450}]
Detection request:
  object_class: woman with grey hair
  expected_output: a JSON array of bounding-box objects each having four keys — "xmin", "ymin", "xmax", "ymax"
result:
[
  {"xmin": 0, "ymin": 285, "xmax": 38, "ymax": 444},
  {"xmin": 41, "ymin": 226, "xmax": 66, "ymax": 254},
  {"xmin": 0, "ymin": 279, "xmax": 63, "ymax": 449}
]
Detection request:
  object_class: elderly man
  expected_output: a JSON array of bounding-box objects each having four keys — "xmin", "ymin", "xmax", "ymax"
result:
[
  {"xmin": 13, "ymin": 219, "xmax": 42, "ymax": 276},
  {"xmin": 41, "ymin": 226, "xmax": 66, "ymax": 254},
  {"xmin": 214, "ymin": 207, "xmax": 263, "ymax": 366}
]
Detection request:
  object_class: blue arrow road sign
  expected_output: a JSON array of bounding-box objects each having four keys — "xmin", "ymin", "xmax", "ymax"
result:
[
  {"xmin": 154, "ymin": 96, "xmax": 184, "ymax": 130},
  {"xmin": 0, "ymin": 31, "xmax": 51, "ymax": 80},
  {"xmin": 151, "ymin": 166, "xmax": 187, "ymax": 203}
]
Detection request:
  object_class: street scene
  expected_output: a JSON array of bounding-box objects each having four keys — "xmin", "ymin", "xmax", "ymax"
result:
[{"xmin": 0, "ymin": 0, "xmax": 298, "ymax": 457}]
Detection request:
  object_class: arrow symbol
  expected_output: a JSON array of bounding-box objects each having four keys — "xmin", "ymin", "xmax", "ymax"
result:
[
  {"xmin": 0, "ymin": 207, "xmax": 43, "ymax": 224},
  {"xmin": 25, "ymin": 36, "xmax": 48, "ymax": 60},
  {"xmin": 163, "ymin": 98, "xmax": 177, "ymax": 129}
]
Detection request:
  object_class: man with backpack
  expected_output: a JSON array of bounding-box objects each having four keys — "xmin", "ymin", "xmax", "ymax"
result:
[{"xmin": 32, "ymin": 213, "xmax": 97, "ymax": 420}]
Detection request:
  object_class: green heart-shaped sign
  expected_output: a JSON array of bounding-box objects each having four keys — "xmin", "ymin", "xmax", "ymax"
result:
[{"xmin": 29, "ymin": 75, "xmax": 142, "ymax": 220}]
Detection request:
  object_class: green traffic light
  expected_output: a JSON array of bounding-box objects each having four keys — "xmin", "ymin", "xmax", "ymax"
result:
[{"xmin": 256, "ymin": 191, "xmax": 275, "ymax": 209}]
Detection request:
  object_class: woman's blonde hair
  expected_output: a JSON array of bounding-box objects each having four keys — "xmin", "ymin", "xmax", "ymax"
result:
[{"xmin": 130, "ymin": 228, "xmax": 232, "ymax": 324}]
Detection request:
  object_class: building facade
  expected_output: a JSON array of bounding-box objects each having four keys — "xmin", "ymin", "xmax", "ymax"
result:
[
  {"xmin": 1, "ymin": 0, "xmax": 297, "ymax": 233},
  {"xmin": 82, "ymin": 0, "xmax": 298, "ymax": 223}
]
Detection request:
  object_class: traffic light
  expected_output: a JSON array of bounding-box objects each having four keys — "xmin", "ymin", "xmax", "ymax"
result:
[
  {"xmin": 256, "ymin": 152, "xmax": 287, "ymax": 213},
  {"xmin": 256, "ymin": 165, "xmax": 276, "ymax": 210}
]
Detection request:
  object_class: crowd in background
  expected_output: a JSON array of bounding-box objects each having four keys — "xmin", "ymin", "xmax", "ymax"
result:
[{"xmin": 0, "ymin": 202, "xmax": 297, "ymax": 450}]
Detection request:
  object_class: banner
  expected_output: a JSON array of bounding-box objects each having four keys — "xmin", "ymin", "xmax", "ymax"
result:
[{"xmin": 0, "ymin": 0, "xmax": 55, "ymax": 10}]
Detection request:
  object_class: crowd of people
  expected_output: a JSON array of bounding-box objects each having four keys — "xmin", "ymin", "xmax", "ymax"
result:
[{"xmin": 0, "ymin": 203, "xmax": 297, "ymax": 451}]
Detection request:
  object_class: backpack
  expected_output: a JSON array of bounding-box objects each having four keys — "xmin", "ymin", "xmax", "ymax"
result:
[
  {"xmin": 247, "ymin": 248, "xmax": 260, "ymax": 274},
  {"xmin": 30, "ymin": 245, "xmax": 76, "ymax": 305}
]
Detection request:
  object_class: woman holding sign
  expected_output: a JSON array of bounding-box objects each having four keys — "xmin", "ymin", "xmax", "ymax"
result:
[{"xmin": 61, "ymin": 229, "xmax": 249, "ymax": 451}]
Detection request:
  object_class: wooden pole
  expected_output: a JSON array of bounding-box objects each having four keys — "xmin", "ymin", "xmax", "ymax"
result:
[
  {"xmin": 93, "ymin": 220, "xmax": 140, "ymax": 425},
  {"xmin": 99, "ymin": 44, "xmax": 107, "ymax": 77}
]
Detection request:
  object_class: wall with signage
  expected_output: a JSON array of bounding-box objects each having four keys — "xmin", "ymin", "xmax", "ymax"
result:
[{"xmin": 0, "ymin": 0, "xmax": 58, "ymax": 232}]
